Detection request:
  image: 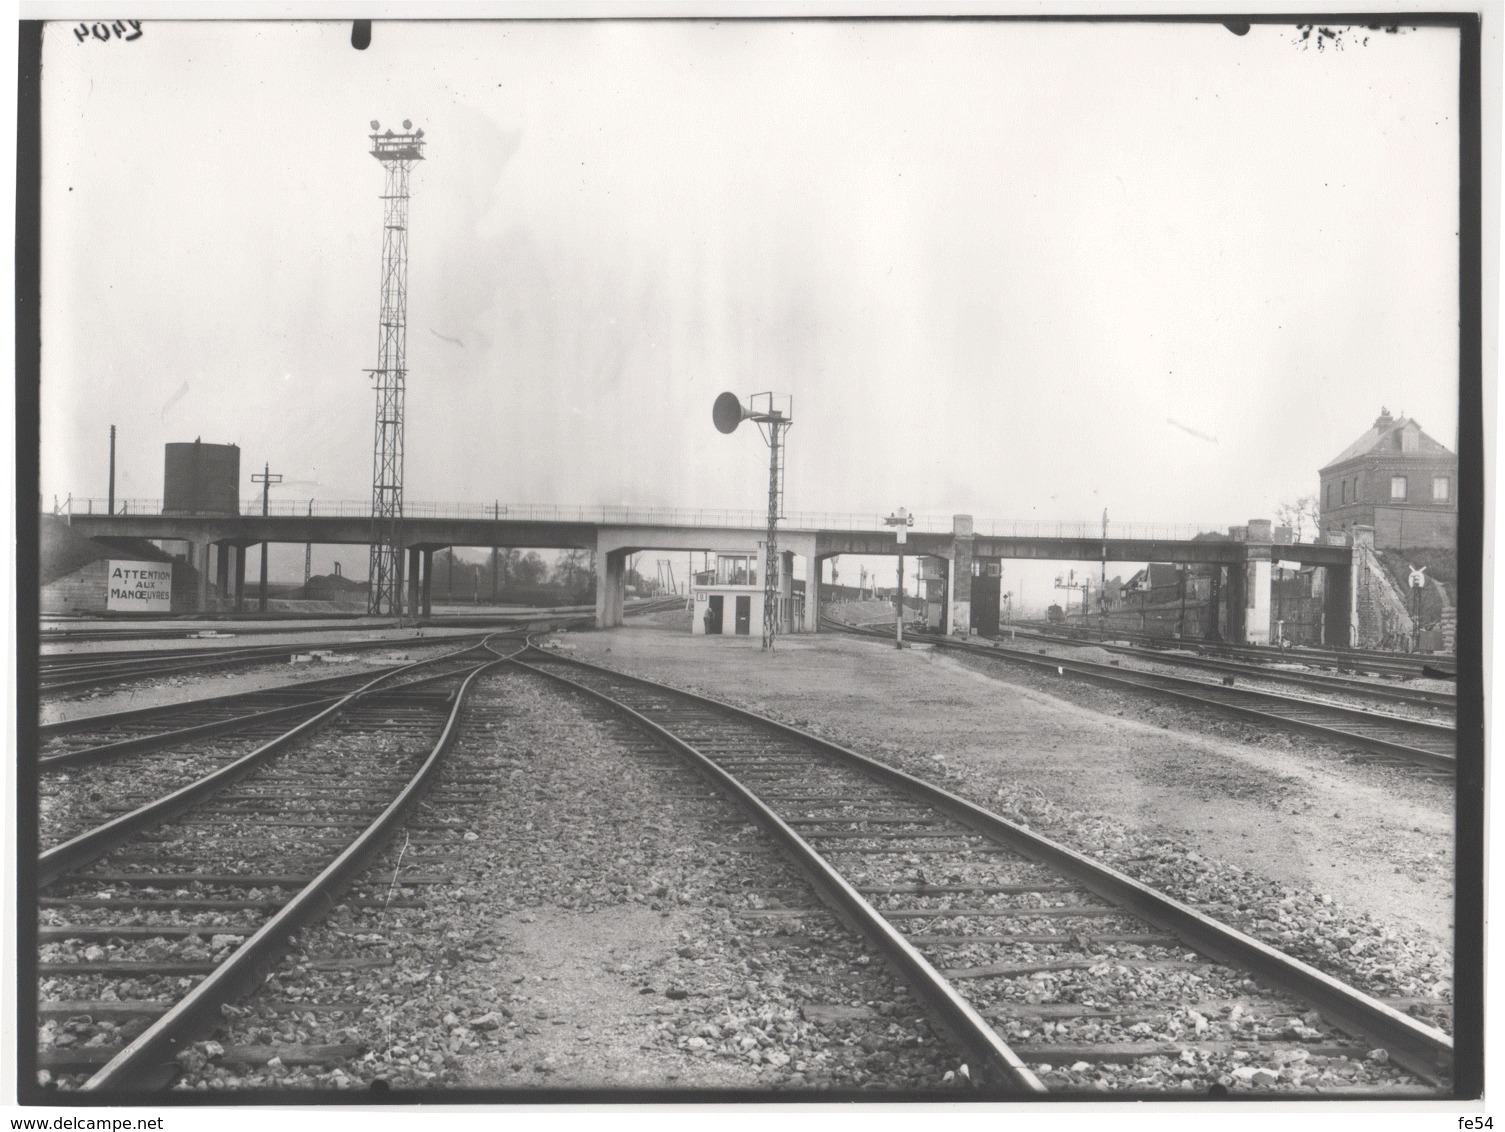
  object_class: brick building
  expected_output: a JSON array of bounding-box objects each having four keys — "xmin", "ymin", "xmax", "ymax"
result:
[{"xmin": 1318, "ymin": 409, "xmax": 1457, "ymax": 550}]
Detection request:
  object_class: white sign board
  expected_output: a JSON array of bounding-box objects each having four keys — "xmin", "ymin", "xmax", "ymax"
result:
[
  {"xmin": 107, "ymin": 560, "xmax": 173, "ymax": 612},
  {"xmin": 1409, "ymin": 570, "xmax": 1427, "ymax": 589}
]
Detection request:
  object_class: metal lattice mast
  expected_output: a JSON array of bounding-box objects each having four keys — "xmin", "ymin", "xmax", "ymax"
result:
[
  {"xmin": 712, "ymin": 390, "xmax": 793, "ymax": 650},
  {"xmin": 762, "ymin": 419, "xmax": 786, "ymax": 650},
  {"xmin": 366, "ymin": 119, "xmax": 425, "ymax": 616}
]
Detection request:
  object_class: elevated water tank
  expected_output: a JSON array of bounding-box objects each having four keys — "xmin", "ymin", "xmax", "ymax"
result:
[{"xmin": 163, "ymin": 441, "xmax": 240, "ymax": 516}]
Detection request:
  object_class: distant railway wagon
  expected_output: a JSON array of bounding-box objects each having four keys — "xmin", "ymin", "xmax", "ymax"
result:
[{"xmin": 1046, "ymin": 603, "xmax": 1066, "ymax": 624}]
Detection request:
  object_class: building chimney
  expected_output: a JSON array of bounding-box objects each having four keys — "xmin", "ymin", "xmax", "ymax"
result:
[{"xmin": 1374, "ymin": 407, "xmax": 1394, "ymax": 431}]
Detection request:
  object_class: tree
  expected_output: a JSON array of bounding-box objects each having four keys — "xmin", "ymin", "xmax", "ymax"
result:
[
  {"xmin": 1275, "ymin": 495, "xmax": 1321, "ymax": 543},
  {"xmin": 513, "ymin": 551, "xmax": 547, "ymax": 586},
  {"xmin": 552, "ymin": 549, "xmax": 593, "ymax": 592}
]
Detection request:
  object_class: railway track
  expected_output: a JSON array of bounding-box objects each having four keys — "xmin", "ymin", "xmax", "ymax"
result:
[
  {"xmin": 509, "ymin": 646, "xmax": 1452, "ymax": 1095},
  {"xmin": 33, "ymin": 636, "xmax": 520, "ymax": 1091},
  {"xmin": 35, "ymin": 638, "xmax": 514, "ymax": 773},
  {"xmin": 38, "ymin": 597, "xmax": 672, "ymax": 646},
  {"xmin": 827, "ymin": 620, "xmax": 1455, "ymax": 774},
  {"xmin": 37, "ymin": 602, "xmax": 654, "ymax": 693},
  {"xmin": 37, "ymin": 633, "xmax": 494, "ymax": 696},
  {"xmin": 1020, "ymin": 623, "xmax": 1456, "ymax": 682},
  {"xmin": 1006, "ymin": 628, "xmax": 1455, "ymax": 714}
]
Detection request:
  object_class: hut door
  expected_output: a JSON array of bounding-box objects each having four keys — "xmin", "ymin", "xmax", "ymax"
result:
[
  {"xmin": 706, "ymin": 595, "xmax": 724, "ymax": 634},
  {"xmin": 735, "ymin": 596, "xmax": 752, "ymax": 635}
]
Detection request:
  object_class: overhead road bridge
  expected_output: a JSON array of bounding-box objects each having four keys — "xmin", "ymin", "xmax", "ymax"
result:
[{"xmin": 59, "ymin": 500, "xmax": 1361, "ymax": 645}]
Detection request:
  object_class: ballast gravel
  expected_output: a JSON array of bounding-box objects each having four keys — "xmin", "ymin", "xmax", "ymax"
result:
[
  {"xmin": 557, "ymin": 625, "xmax": 1454, "ymax": 1049},
  {"xmin": 170, "ymin": 667, "xmax": 972, "ymax": 1093}
]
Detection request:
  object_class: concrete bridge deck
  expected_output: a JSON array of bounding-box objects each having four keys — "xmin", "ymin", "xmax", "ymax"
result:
[{"xmin": 56, "ymin": 500, "xmax": 1358, "ymax": 645}]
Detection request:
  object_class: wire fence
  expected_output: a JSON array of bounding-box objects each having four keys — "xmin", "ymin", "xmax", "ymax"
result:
[{"xmin": 55, "ymin": 496, "xmax": 1295, "ymax": 543}]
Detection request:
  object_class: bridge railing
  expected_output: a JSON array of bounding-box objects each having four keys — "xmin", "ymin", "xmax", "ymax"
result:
[{"xmin": 57, "ymin": 497, "xmax": 1231, "ymax": 541}]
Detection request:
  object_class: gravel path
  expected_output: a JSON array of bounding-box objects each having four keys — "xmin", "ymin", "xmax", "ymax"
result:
[
  {"xmin": 170, "ymin": 667, "xmax": 971, "ymax": 1093},
  {"xmin": 556, "ymin": 625, "xmax": 1453, "ymax": 1030}
]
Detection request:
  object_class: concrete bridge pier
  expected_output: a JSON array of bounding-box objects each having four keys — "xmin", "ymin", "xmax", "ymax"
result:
[
  {"xmin": 193, "ymin": 539, "xmax": 212, "ymax": 612},
  {"xmin": 801, "ymin": 554, "xmax": 827, "ymax": 631},
  {"xmin": 780, "ymin": 551, "xmax": 796, "ymax": 632},
  {"xmin": 945, "ymin": 516, "xmax": 974, "ymax": 636},
  {"xmin": 421, "ymin": 548, "xmax": 434, "ymax": 617},
  {"xmin": 233, "ymin": 545, "xmax": 246, "ymax": 612},
  {"xmin": 214, "ymin": 544, "xmax": 231, "ymax": 611},
  {"xmin": 596, "ymin": 550, "xmax": 628, "ymax": 628},
  {"xmin": 1244, "ymin": 548, "xmax": 1273, "ymax": 645},
  {"xmin": 407, "ymin": 548, "xmax": 422, "ymax": 618}
]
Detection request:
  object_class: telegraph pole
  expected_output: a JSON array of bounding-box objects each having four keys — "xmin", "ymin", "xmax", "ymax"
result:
[{"xmin": 252, "ymin": 463, "xmax": 282, "ymax": 612}]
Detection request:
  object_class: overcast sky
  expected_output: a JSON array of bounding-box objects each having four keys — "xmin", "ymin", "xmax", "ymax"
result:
[{"xmin": 38, "ymin": 17, "xmax": 1462, "ymax": 592}]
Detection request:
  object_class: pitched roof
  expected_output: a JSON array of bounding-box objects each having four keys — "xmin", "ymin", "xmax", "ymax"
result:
[{"xmin": 1322, "ymin": 410, "xmax": 1454, "ymax": 470}]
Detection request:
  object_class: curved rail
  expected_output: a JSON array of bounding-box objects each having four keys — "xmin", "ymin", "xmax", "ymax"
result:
[
  {"xmin": 38, "ymin": 631, "xmax": 491, "ymax": 694},
  {"xmin": 75, "ymin": 636, "xmax": 522, "ymax": 1090},
  {"xmin": 38, "ymin": 640, "xmax": 495, "ymax": 885},
  {"xmin": 38, "ymin": 637, "xmax": 524, "ymax": 772},
  {"xmin": 512, "ymin": 646, "xmax": 1452, "ymax": 1090}
]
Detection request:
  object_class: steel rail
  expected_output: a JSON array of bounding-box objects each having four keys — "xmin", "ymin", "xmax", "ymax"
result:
[
  {"xmin": 514, "ymin": 647, "xmax": 1453, "ymax": 1086},
  {"xmin": 506, "ymin": 644, "xmax": 1044, "ymax": 1092},
  {"xmin": 39, "ymin": 668, "xmax": 387, "ymax": 740},
  {"xmin": 829, "ymin": 621, "xmax": 1454, "ymax": 771},
  {"xmin": 38, "ymin": 632, "xmax": 492, "ymax": 693},
  {"xmin": 78, "ymin": 637, "xmax": 522, "ymax": 1090},
  {"xmin": 37, "ymin": 641, "xmax": 493, "ymax": 886},
  {"xmin": 1007, "ymin": 628, "xmax": 1457, "ymax": 711},
  {"xmin": 1023, "ymin": 622, "xmax": 1456, "ymax": 680},
  {"xmin": 38, "ymin": 659, "xmax": 481, "ymax": 772}
]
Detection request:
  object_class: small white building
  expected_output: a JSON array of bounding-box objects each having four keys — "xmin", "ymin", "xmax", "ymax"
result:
[{"xmin": 690, "ymin": 552, "xmax": 802, "ymax": 638}]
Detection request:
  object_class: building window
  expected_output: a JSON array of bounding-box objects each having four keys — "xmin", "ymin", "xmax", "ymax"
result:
[
  {"xmin": 715, "ymin": 555, "xmax": 757, "ymax": 586},
  {"xmin": 1433, "ymin": 476, "xmax": 1450, "ymax": 502},
  {"xmin": 1326, "ymin": 483, "xmax": 1333, "ymax": 508},
  {"xmin": 1390, "ymin": 475, "xmax": 1408, "ymax": 501}
]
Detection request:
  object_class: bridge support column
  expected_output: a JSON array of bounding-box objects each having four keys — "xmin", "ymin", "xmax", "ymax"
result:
[
  {"xmin": 421, "ymin": 549, "xmax": 433, "ymax": 617},
  {"xmin": 780, "ymin": 551, "xmax": 795, "ymax": 633},
  {"xmin": 947, "ymin": 515, "xmax": 974, "ymax": 636},
  {"xmin": 1244, "ymin": 547, "xmax": 1272, "ymax": 645},
  {"xmin": 233, "ymin": 546, "xmax": 246, "ymax": 613},
  {"xmin": 214, "ymin": 545, "xmax": 230, "ymax": 611},
  {"xmin": 407, "ymin": 548, "xmax": 422, "ymax": 618},
  {"xmin": 596, "ymin": 550, "xmax": 627, "ymax": 628},
  {"xmin": 194, "ymin": 540, "xmax": 211, "ymax": 613},
  {"xmin": 801, "ymin": 555, "xmax": 823, "ymax": 631}
]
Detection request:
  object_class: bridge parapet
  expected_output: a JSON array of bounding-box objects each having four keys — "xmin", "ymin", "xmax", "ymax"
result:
[{"xmin": 57, "ymin": 497, "xmax": 1225, "ymax": 539}]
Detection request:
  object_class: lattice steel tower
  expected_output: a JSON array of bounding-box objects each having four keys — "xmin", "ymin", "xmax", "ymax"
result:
[{"xmin": 366, "ymin": 119, "xmax": 425, "ymax": 615}]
